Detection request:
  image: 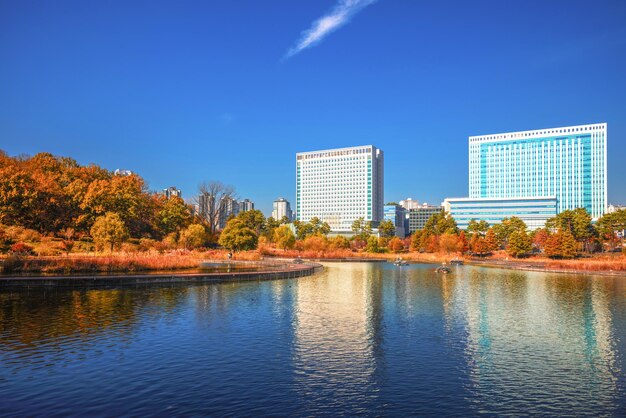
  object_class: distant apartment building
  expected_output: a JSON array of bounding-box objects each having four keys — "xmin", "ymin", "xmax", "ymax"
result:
[
  {"xmin": 607, "ymin": 204, "xmax": 626, "ymax": 214},
  {"xmin": 445, "ymin": 123, "xmax": 607, "ymax": 229},
  {"xmin": 218, "ymin": 196, "xmax": 239, "ymax": 230},
  {"xmin": 272, "ymin": 197, "xmax": 293, "ymax": 221},
  {"xmin": 163, "ymin": 186, "xmax": 182, "ymax": 199},
  {"xmin": 114, "ymin": 169, "xmax": 133, "ymax": 176},
  {"xmin": 383, "ymin": 204, "xmax": 406, "ymax": 237},
  {"xmin": 198, "ymin": 193, "xmax": 240, "ymax": 230},
  {"xmin": 407, "ymin": 204, "xmax": 442, "ymax": 235},
  {"xmin": 239, "ymin": 199, "xmax": 254, "ymax": 212},
  {"xmin": 399, "ymin": 198, "xmax": 420, "ymax": 211},
  {"xmin": 296, "ymin": 145, "xmax": 384, "ymax": 232}
]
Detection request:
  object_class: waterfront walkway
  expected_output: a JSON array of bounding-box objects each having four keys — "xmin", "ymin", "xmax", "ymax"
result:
[{"xmin": 0, "ymin": 260, "xmax": 323, "ymax": 289}]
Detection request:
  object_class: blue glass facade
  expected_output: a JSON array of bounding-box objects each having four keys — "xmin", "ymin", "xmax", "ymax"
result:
[
  {"xmin": 445, "ymin": 197, "xmax": 557, "ymax": 230},
  {"xmin": 446, "ymin": 123, "xmax": 607, "ymax": 229},
  {"xmin": 469, "ymin": 124, "xmax": 607, "ymax": 219}
]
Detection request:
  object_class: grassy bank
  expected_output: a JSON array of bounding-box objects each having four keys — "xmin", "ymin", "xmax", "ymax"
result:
[
  {"xmin": 2, "ymin": 247, "xmax": 625, "ymax": 275},
  {"xmin": 0, "ymin": 250, "xmax": 261, "ymax": 274}
]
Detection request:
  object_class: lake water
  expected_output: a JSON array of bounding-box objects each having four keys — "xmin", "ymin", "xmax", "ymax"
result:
[{"xmin": 1, "ymin": 262, "xmax": 626, "ymax": 416}]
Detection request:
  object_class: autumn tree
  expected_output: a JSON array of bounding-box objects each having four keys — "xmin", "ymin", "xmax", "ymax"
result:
[
  {"xmin": 273, "ymin": 225, "xmax": 296, "ymax": 250},
  {"xmin": 546, "ymin": 208, "xmax": 595, "ymax": 252},
  {"xmin": 218, "ymin": 218, "xmax": 258, "ymax": 251},
  {"xmin": 236, "ymin": 209, "xmax": 266, "ymax": 235},
  {"xmin": 438, "ymin": 233, "xmax": 459, "ymax": 254},
  {"xmin": 389, "ymin": 237, "xmax": 405, "ymax": 253},
  {"xmin": 544, "ymin": 229, "xmax": 578, "ymax": 259},
  {"xmin": 484, "ymin": 228, "xmax": 499, "ymax": 252},
  {"xmin": 180, "ymin": 224, "xmax": 207, "ymax": 249},
  {"xmin": 532, "ymin": 228, "xmax": 550, "ymax": 252},
  {"xmin": 90, "ymin": 212, "xmax": 129, "ymax": 252},
  {"xmin": 457, "ymin": 231, "xmax": 469, "ymax": 254},
  {"xmin": 156, "ymin": 196, "xmax": 192, "ymax": 236},
  {"xmin": 328, "ymin": 235, "xmax": 350, "ymax": 250},
  {"xmin": 470, "ymin": 234, "xmax": 491, "ymax": 256}
]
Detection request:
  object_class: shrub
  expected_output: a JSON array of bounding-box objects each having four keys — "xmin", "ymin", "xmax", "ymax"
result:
[
  {"xmin": 20, "ymin": 228, "xmax": 41, "ymax": 243},
  {"xmin": 303, "ymin": 235, "xmax": 327, "ymax": 252},
  {"xmin": 351, "ymin": 237, "xmax": 367, "ymax": 251},
  {"xmin": 10, "ymin": 242, "xmax": 35, "ymax": 256},
  {"xmin": 365, "ymin": 236, "xmax": 381, "ymax": 253},
  {"xmin": 328, "ymin": 235, "xmax": 350, "ymax": 250},
  {"xmin": 1, "ymin": 253, "xmax": 25, "ymax": 273},
  {"xmin": 180, "ymin": 224, "xmax": 206, "ymax": 249},
  {"xmin": 4, "ymin": 226, "xmax": 24, "ymax": 241},
  {"xmin": 257, "ymin": 236, "xmax": 272, "ymax": 255},
  {"xmin": 138, "ymin": 238, "xmax": 157, "ymax": 252}
]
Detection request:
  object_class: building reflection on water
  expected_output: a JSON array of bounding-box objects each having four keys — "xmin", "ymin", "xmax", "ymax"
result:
[
  {"xmin": 1, "ymin": 264, "xmax": 625, "ymax": 415},
  {"xmin": 290, "ymin": 262, "xmax": 385, "ymax": 412},
  {"xmin": 443, "ymin": 268, "xmax": 623, "ymax": 414}
]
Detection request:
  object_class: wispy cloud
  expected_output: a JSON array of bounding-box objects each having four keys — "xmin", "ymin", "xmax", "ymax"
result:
[{"xmin": 285, "ymin": 0, "xmax": 378, "ymax": 59}]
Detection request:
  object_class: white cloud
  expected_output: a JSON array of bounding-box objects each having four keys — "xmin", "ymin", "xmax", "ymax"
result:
[{"xmin": 285, "ymin": 0, "xmax": 378, "ymax": 58}]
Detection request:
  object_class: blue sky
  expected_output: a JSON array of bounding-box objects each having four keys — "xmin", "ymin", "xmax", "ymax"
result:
[{"xmin": 1, "ymin": 0, "xmax": 625, "ymax": 215}]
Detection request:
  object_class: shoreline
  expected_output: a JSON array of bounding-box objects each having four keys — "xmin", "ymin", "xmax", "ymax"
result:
[
  {"xmin": 276, "ymin": 253, "xmax": 626, "ymax": 277},
  {"xmin": 0, "ymin": 260, "xmax": 324, "ymax": 289}
]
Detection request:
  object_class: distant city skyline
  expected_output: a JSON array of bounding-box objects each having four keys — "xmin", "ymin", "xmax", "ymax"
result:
[{"xmin": 2, "ymin": 1, "xmax": 625, "ymax": 215}]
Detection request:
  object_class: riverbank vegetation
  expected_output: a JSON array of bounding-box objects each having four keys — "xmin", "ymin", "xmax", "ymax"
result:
[{"xmin": 1, "ymin": 151, "xmax": 625, "ymax": 274}]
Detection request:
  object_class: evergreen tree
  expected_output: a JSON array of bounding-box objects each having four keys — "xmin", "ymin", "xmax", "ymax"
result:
[
  {"xmin": 507, "ymin": 230, "xmax": 532, "ymax": 258},
  {"xmin": 560, "ymin": 229, "xmax": 578, "ymax": 259}
]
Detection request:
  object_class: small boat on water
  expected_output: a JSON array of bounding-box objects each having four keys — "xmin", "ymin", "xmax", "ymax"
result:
[
  {"xmin": 393, "ymin": 257, "xmax": 409, "ymax": 266},
  {"xmin": 436, "ymin": 265, "xmax": 452, "ymax": 274},
  {"xmin": 450, "ymin": 259, "xmax": 464, "ymax": 266}
]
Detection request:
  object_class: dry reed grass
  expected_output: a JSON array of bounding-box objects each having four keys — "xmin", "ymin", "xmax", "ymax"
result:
[{"xmin": 0, "ymin": 249, "xmax": 261, "ymax": 274}]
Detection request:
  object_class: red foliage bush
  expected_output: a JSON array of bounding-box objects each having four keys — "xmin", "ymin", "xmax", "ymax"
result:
[{"xmin": 10, "ymin": 242, "xmax": 34, "ymax": 255}]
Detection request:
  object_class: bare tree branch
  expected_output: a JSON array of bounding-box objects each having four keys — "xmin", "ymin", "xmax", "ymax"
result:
[{"xmin": 193, "ymin": 181, "xmax": 238, "ymax": 234}]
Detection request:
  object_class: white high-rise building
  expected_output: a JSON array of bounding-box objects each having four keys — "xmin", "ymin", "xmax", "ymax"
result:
[
  {"xmin": 296, "ymin": 145, "xmax": 384, "ymax": 232},
  {"xmin": 272, "ymin": 197, "xmax": 293, "ymax": 221}
]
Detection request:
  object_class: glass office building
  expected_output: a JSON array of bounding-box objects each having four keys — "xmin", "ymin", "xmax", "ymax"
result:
[
  {"xmin": 444, "ymin": 197, "xmax": 557, "ymax": 230},
  {"xmin": 383, "ymin": 204, "xmax": 407, "ymax": 237},
  {"xmin": 447, "ymin": 123, "xmax": 607, "ymax": 228},
  {"xmin": 296, "ymin": 145, "xmax": 384, "ymax": 232}
]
